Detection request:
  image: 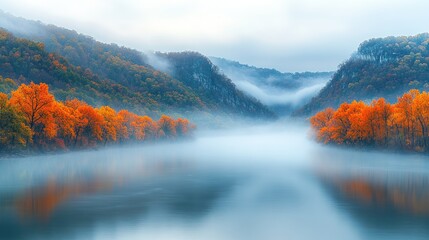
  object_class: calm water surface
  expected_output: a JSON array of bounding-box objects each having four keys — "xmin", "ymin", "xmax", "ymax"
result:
[{"xmin": 1, "ymin": 122, "xmax": 429, "ymax": 240}]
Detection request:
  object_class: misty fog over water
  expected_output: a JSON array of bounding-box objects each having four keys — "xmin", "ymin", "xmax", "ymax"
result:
[
  {"xmin": 233, "ymin": 78, "xmax": 328, "ymax": 107},
  {"xmin": 1, "ymin": 122, "xmax": 429, "ymax": 240}
]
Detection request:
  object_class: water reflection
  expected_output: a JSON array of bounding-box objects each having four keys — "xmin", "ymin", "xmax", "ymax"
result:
[
  {"xmin": 314, "ymin": 148, "xmax": 429, "ymax": 239},
  {"xmin": 15, "ymin": 177, "xmax": 113, "ymax": 219},
  {"xmin": 320, "ymin": 174, "xmax": 429, "ymax": 216},
  {"xmin": 0, "ymin": 147, "xmax": 239, "ymax": 240},
  {"xmin": 10, "ymin": 158, "xmax": 201, "ymax": 219},
  {"xmin": 2, "ymin": 124, "xmax": 429, "ymax": 240}
]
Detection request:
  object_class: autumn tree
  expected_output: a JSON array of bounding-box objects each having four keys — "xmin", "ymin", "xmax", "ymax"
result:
[
  {"xmin": 65, "ymin": 99, "xmax": 104, "ymax": 147},
  {"xmin": 393, "ymin": 90, "xmax": 419, "ymax": 148},
  {"xmin": 133, "ymin": 116, "xmax": 157, "ymax": 140},
  {"xmin": 310, "ymin": 89, "xmax": 429, "ymax": 152},
  {"xmin": 10, "ymin": 82, "xmax": 57, "ymax": 144},
  {"xmin": 310, "ymin": 107, "xmax": 335, "ymax": 143},
  {"xmin": 157, "ymin": 115, "xmax": 176, "ymax": 139},
  {"xmin": 98, "ymin": 106, "xmax": 125, "ymax": 144},
  {"xmin": 329, "ymin": 102, "xmax": 366, "ymax": 144},
  {"xmin": 412, "ymin": 91, "xmax": 429, "ymax": 148},
  {"xmin": 176, "ymin": 118, "xmax": 193, "ymax": 137},
  {"xmin": 117, "ymin": 110, "xmax": 136, "ymax": 141},
  {"xmin": 343, "ymin": 101, "xmax": 367, "ymax": 144},
  {"xmin": 0, "ymin": 93, "xmax": 31, "ymax": 150},
  {"xmin": 370, "ymin": 98, "xmax": 393, "ymax": 145},
  {"xmin": 52, "ymin": 102, "xmax": 76, "ymax": 147},
  {"xmin": 1, "ymin": 82, "xmax": 195, "ymax": 152}
]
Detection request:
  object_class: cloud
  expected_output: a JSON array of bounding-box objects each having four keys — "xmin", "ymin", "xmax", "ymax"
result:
[
  {"xmin": 1, "ymin": 0, "xmax": 429, "ymax": 72},
  {"xmin": 143, "ymin": 52, "xmax": 172, "ymax": 73},
  {"xmin": 235, "ymin": 80, "xmax": 326, "ymax": 107}
]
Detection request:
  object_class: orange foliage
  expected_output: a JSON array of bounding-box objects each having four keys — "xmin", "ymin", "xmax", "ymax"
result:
[
  {"xmin": 157, "ymin": 115, "xmax": 177, "ymax": 138},
  {"xmin": 10, "ymin": 82, "xmax": 57, "ymax": 141},
  {"xmin": 309, "ymin": 107, "xmax": 335, "ymax": 143},
  {"xmin": 310, "ymin": 90, "xmax": 429, "ymax": 151},
  {"xmin": 175, "ymin": 118, "xmax": 194, "ymax": 137},
  {"xmin": 132, "ymin": 115, "xmax": 157, "ymax": 140},
  {"xmin": 2, "ymin": 82, "xmax": 195, "ymax": 151},
  {"xmin": 97, "ymin": 106, "xmax": 119, "ymax": 143},
  {"xmin": 53, "ymin": 102, "xmax": 76, "ymax": 140}
]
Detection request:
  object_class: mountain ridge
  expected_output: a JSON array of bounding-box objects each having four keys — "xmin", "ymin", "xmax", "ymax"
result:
[
  {"xmin": 210, "ymin": 56, "xmax": 333, "ymax": 115},
  {"xmin": 296, "ymin": 33, "xmax": 429, "ymax": 116},
  {"xmin": 0, "ymin": 10, "xmax": 275, "ymax": 120}
]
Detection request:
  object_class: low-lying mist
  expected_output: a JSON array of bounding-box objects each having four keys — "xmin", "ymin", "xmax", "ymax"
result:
[
  {"xmin": 142, "ymin": 51, "xmax": 172, "ymax": 73},
  {"xmin": 235, "ymin": 79, "xmax": 327, "ymax": 107},
  {"xmin": 209, "ymin": 57, "xmax": 332, "ymax": 114},
  {"xmin": 139, "ymin": 53, "xmax": 331, "ymax": 117},
  {"xmin": 0, "ymin": 121, "xmax": 314, "ymax": 193},
  {"xmin": 2, "ymin": 121, "xmax": 429, "ymax": 240}
]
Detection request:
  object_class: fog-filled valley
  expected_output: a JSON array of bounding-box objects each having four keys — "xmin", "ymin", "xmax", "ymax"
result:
[{"xmin": 210, "ymin": 57, "xmax": 333, "ymax": 115}]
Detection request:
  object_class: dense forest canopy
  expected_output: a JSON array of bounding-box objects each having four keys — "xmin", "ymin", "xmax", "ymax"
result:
[
  {"xmin": 0, "ymin": 28, "xmax": 202, "ymax": 116},
  {"xmin": 0, "ymin": 11, "xmax": 274, "ymax": 119},
  {"xmin": 158, "ymin": 52, "xmax": 275, "ymax": 118},
  {"xmin": 0, "ymin": 82, "xmax": 194, "ymax": 153},
  {"xmin": 310, "ymin": 89, "xmax": 429, "ymax": 152},
  {"xmin": 298, "ymin": 33, "xmax": 429, "ymax": 116}
]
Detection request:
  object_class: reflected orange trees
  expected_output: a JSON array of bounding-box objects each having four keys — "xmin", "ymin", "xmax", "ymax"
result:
[
  {"xmin": 13, "ymin": 158, "xmax": 193, "ymax": 219},
  {"xmin": 15, "ymin": 178, "xmax": 112, "ymax": 219},
  {"xmin": 320, "ymin": 174, "xmax": 429, "ymax": 216}
]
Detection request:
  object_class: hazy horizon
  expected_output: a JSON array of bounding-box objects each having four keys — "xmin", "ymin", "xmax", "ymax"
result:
[{"xmin": 1, "ymin": 0, "xmax": 429, "ymax": 72}]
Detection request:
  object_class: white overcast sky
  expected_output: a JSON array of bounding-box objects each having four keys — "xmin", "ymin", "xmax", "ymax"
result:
[{"xmin": 1, "ymin": 0, "xmax": 429, "ymax": 72}]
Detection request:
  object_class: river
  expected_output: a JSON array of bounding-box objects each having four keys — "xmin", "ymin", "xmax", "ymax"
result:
[{"xmin": 1, "ymin": 122, "xmax": 429, "ymax": 240}]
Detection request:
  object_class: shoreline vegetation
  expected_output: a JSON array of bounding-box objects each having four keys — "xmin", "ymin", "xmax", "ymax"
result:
[
  {"xmin": 310, "ymin": 89, "xmax": 429, "ymax": 152},
  {"xmin": 0, "ymin": 82, "xmax": 195, "ymax": 156}
]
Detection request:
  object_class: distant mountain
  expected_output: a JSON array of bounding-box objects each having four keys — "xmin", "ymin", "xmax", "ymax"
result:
[
  {"xmin": 0, "ymin": 11, "xmax": 274, "ymax": 120},
  {"xmin": 210, "ymin": 57, "xmax": 333, "ymax": 115},
  {"xmin": 297, "ymin": 33, "xmax": 429, "ymax": 116},
  {"xmin": 158, "ymin": 52, "xmax": 275, "ymax": 118}
]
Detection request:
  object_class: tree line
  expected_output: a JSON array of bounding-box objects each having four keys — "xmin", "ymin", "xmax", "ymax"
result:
[
  {"xmin": 0, "ymin": 28, "xmax": 204, "ymax": 116},
  {"xmin": 0, "ymin": 82, "xmax": 194, "ymax": 152},
  {"xmin": 310, "ymin": 89, "xmax": 429, "ymax": 152},
  {"xmin": 299, "ymin": 33, "xmax": 429, "ymax": 116}
]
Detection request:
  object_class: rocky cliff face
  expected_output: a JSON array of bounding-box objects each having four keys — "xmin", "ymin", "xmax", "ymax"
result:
[{"xmin": 296, "ymin": 33, "xmax": 429, "ymax": 116}]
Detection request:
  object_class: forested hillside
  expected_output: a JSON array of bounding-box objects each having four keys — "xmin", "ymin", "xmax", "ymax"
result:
[
  {"xmin": 0, "ymin": 28, "xmax": 203, "ymax": 116},
  {"xmin": 211, "ymin": 57, "xmax": 332, "ymax": 90},
  {"xmin": 298, "ymin": 33, "xmax": 429, "ymax": 116},
  {"xmin": 158, "ymin": 52, "xmax": 275, "ymax": 118},
  {"xmin": 210, "ymin": 57, "xmax": 333, "ymax": 115},
  {"xmin": 0, "ymin": 29, "xmax": 157, "ymax": 110},
  {"xmin": 0, "ymin": 11, "xmax": 274, "ymax": 119}
]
